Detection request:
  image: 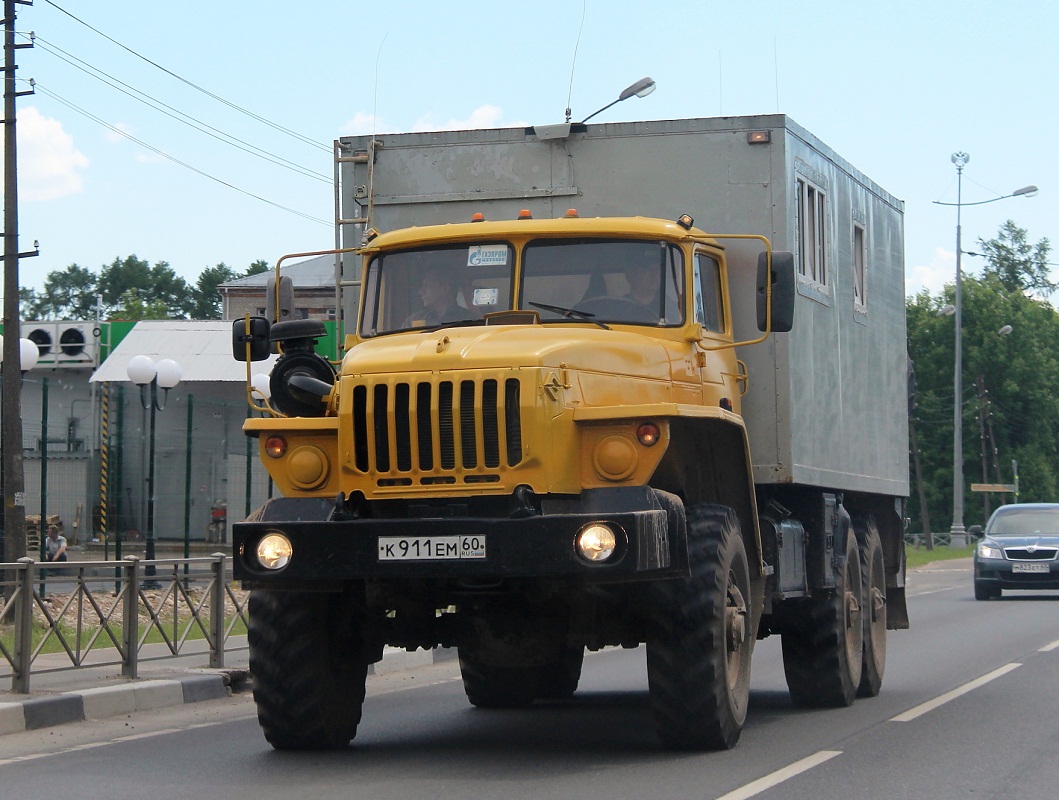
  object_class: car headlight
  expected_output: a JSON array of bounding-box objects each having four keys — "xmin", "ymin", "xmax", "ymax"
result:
[{"xmin": 977, "ymin": 541, "xmax": 1003, "ymax": 560}]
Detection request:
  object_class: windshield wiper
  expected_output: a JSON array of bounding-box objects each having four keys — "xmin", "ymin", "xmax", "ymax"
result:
[{"xmin": 527, "ymin": 301, "xmax": 610, "ymax": 330}]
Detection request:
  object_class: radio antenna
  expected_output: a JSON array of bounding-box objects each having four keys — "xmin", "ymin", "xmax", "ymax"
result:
[{"xmin": 564, "ymin": 1, "xmax": 588, "ymax": 123}]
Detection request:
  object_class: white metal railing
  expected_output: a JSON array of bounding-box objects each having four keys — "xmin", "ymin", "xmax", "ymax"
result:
[{"xmin": 0, "ymin": 555, "xmax": 248, "ymax": 694}]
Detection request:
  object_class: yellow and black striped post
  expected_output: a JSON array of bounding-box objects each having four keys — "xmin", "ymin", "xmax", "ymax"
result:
[{"xmin": 100, "ymin": 381, "xmax": 109, "ymax": 554}]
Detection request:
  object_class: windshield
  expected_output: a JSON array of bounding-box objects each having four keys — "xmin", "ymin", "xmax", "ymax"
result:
[
  {"xmin": 520, "ymin": 239, "xmax": 685, "ymax": 326},
  {"xmin": 987, "ymin": 507, "xmax": 1059, "ymax": 536},
  {"xmin": 360, "ymin": 243, "xmax": 514, "ymax": 336}
]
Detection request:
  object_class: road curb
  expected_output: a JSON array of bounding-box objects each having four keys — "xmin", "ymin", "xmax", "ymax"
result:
[{"xmin": 0, "ymin": 647, "xmax": 454, "ymax": 737}]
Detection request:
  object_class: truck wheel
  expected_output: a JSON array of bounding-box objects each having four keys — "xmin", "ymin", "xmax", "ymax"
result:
[
  {"xmin": 646, "ymin": 504, "xmax": 752, "ymax": 751},
  {"xmin": 249, "ymin": 589, "xmax": 369, "ymax": 750},
  {"xmin": 781, "ymin": 531, "xmax": 864, "ymax": 708},
  {"xmin": 535, "ymin": 646, "xmax": 585, "ymax": 700},
  {"xmin": 856, "ymin": 517, "xmax": 887, "ymax": 697},
  {"xmin": 457, "ymin": 650, "xmax": 537, "ymax": 708}
]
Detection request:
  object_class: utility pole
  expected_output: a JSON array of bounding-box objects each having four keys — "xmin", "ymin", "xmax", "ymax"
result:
[
  {"xmin": 978, "ymin": 373, "xmax": 990, "ymax": 521},
  {"xmin": 2, "ymin": 0, "xmax": 37, "ymax": 579}
]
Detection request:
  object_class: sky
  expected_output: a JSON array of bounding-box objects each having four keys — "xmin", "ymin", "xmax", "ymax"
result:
[{"xmin": 7, "ymin": 0, "xmax": 1058, "ymax": 308}]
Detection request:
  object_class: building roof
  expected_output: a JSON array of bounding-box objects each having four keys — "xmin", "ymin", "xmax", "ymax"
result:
[
  {"xmin": 220, "ymin": 254, "xmax": 338, "ymax": 289},
  {"xmin": 90, "ymin": 320, "xmax": 277, "ymax": 383}
]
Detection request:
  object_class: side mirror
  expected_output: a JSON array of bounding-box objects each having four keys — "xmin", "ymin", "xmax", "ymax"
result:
[
  {"xmin": 757, "ymin": 251, "xmax": 795, "ymax": 333},
  {"xmin": 265, "ymin": 275, "xmax": 294, "ymax": 323},
  {"xmin": 968, "ymin": 524, "xmax": 984, "ymax": 539},
  {"xmin": 233, "ymin": 316, "xmax": 272, "ymax": 362}
]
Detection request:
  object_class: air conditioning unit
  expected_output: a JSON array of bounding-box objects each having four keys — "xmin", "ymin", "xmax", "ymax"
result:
[{"xmin": 24, "ymin": 321, "xmax": 98, "ymax": 368}]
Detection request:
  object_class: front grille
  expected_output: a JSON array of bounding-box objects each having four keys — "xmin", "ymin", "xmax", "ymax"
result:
[
  {"xmin": 1003, "ymin": 547, "xmax": 1059, "ymax": 561},
  {"xmin": 351, "ymin": 376, "xmax": 523, "ymax": 481}
]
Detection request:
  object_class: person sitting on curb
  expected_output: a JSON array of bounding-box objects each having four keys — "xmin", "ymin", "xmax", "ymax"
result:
[{"xmin": 44, "ymin": 524, "xmax": 68, "ymax": 576}]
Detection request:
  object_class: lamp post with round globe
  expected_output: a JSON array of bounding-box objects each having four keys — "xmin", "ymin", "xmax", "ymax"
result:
[{"xmin": 126, "ymin": 356, "xmax": 182, "ymax": 581}]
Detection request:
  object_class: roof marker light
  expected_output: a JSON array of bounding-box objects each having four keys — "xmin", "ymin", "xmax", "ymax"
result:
[
  {"xmin": 471, "ymin": 212, "xmax": 486, "ymax": 222},
  {"xmin": 677, "ymin": 214, "xmax": 694, "ymax": 230},
  {"xmin": 564, "ymin": 208, "xmax": 580, "ymax": 218},
  {"xmin": 518, "ymin": 209, "xmax": 533, "ymax": 219}
]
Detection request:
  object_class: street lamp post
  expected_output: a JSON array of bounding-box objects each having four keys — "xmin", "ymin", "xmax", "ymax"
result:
[
  {"xmin": 934, "ymin": 152, "xmax": 1037, "ymax": 546},
  {"xmin": 126, "ymin": 356, "xmax": 181, "ymax": 583}
]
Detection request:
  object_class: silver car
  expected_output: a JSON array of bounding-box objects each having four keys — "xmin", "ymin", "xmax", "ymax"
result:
[{"xmin": 972, "ymin": 503, "xmax": 1059, "ymax": 600}]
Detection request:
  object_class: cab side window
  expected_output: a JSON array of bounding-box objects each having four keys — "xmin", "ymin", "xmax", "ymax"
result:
[{"xmin": 695, "ymin": 253, "xmax": 725, "ymax": 333}]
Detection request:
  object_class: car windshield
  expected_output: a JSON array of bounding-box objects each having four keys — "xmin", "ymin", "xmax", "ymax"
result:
[
  {"xmin": 519, "ymin": 238, "xmax": 685, "ymax": 326},
  {"xmin": 987, "ymin": 508, "xmax": 1059, "ymax": 536},
  {"xmin": 359, "ymin": 243, "xmax": 514, "ymax": 336}
]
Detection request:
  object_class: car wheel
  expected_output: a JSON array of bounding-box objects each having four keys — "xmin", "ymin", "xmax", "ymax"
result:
[{"xmin": 974, "ymin": 579, "xmax": 1000, "ymax": 600}]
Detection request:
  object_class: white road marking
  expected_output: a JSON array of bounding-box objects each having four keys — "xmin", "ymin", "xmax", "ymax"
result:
[
  {"xmin": 907, "ymin": 587, "xmax": 955, "ymax": 597},
  {"xmin": 714, "ymin": 750, "xmax": 843, "ymax": 800},
  {"xmin": 890, "ymin": 663, "xmax": 1021, "ymax": 722},
  {"xmin": 1040, "ymin": 638, "xmax": 1059, "ymax": 652}
]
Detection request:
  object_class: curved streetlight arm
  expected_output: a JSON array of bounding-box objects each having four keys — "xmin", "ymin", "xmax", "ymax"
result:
[
  {"xmin": 580, "ymin": 77, "xmax": 656, "ymax": 123},
  {"xmin": 933, "ymin": 185, "xmax": 1038, "ymax": 207}
]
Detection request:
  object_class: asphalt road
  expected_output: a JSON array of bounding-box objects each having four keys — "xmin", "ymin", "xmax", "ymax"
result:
[{"xmin": 2, "ymin": 559, "xmax": 1058, "ymax": 800}]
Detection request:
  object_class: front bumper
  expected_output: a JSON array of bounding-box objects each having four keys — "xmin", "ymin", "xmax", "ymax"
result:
[
  {"xmin": 234, "ymin": 505, "xmax": 687, "ymax": 585},
  {"xmin": 974, "ymin": 558, "xmax": 1059, "ymax": 591}
]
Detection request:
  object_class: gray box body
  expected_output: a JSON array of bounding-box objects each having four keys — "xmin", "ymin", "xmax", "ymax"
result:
[{"xmin": 338, "ymin": 114, "xmax": 908, "ymax": 498}]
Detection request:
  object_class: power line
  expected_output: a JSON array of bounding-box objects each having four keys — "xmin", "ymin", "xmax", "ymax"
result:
[
  {"xmin": 41, "ymin": 0, "xmax": 330, "ymax": 153},
  {"xmin": 33, "ymin": 82, "xmax": 331, "ymax": 227},
  {"xmin": 28, "ymin": 33, "xmax": 331, "ymax": 183}
]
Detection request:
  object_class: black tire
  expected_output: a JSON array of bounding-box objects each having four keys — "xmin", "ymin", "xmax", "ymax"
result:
[
  {"xmin": 781, "ymin": 530, "xmax": 864, "ymax": 708},
  {"xmin": 646, "ymin": 504, "xmax": 753, "ymax": 751},
  {"xmin": 535, "ymin": 646, "xmax": 585, "ymax": 700},
  {"xmin": 249, "ymin": 589, "xmax": 369, "ymax": 750},
  {"xmin": 855, "ymin": 517, "xmax": 886, "ymax": 698},
  {"xmin": 458, "ymin": 649, "xmax": 538, "ymax": 708}
]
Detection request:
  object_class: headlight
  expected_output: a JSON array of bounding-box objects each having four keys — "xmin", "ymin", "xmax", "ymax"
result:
[
  {"xmin": 977, "ymin": 542, "xmax": 1003, "ymax": 560},
  {"xmin": 256, "ymin": 532, "xmax": 293, "ymax": 570},
  {"xmin": 576, "ymin": 523, "xmax": 618, "ymax": 562}
]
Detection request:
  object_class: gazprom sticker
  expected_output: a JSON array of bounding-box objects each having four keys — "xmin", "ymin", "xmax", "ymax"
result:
[{"xmin": 467, "ymin": 245, "xmax": 508, "ymax": 267}]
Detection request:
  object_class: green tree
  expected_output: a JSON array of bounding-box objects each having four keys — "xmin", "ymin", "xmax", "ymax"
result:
[
  {"xmin": 908, "ymin": 222, "xmax": 1059, "ymax": 531},
  {"xmin": 191, "ymin": 263, "xmax": 239, "ymax": 319},
  {"xmin": 976, "ymin": 219, "xmax": 1054, "ymax": 295},
  {"xmin": 24, "ymin": 264, "xmax": 97, "ymax": 320},
  {"xmin": 99, "ymin": 255, "xmax": 193, "ymax": 319},
  {"xmin": 111, "ymin": 287, "xmax": 170, "ymax": 320},
  {"xmin": 245, "ymin": 259, "xmax": 270, "ymax": 277},
  {"xmin": 19, "ymin": 285, "xmax": 40, "ymax": 317}
]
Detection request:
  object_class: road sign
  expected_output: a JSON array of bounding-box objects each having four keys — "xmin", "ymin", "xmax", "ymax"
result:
[{"xmin": 970, "ymin": 483, "xmax": 1016, "ymax": 493}]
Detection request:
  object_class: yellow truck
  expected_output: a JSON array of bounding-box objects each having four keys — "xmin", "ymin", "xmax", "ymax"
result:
[{"xmin": 232, "ymin": 114, "xmax": 908, "ymax": 752}]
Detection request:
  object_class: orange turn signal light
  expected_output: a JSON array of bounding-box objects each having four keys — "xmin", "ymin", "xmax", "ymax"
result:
[{"xmin": 264, "ymin": 435, "xmax": 287, "ymax": 458}]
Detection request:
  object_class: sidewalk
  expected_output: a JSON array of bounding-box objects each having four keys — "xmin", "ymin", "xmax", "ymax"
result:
[{"xmin": 0, "ymin": 638, "xmax": 454, "ymax": 737}]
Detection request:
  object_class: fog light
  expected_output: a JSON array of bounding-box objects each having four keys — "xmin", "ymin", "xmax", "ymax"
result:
[
  {"xmin": 257, "ymin": 532, "xmax": 293, "ymax": 570},
  {"xmin": 288, "ymin": 445, "xmax": 329, "ymax": 489},
  {"xmin": 576, "ymin": 524, "xmax": 617, "ymax": 562}
]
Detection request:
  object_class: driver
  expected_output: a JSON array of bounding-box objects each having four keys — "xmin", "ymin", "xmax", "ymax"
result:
[
  {"xmin": 625, "ymin": 262, "xmax": 662, "ymax": 312},
  {"xmin": 404, "ymin": 270, "xmax": 464, "ymax": 327}
]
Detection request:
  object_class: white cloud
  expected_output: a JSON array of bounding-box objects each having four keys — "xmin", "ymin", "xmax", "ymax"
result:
[
  {"xmin": 908, "ymin": 246, "xmax": 954, "ymax": 297},
  {"xmin": 413, "ymin": 105, "xmax": 527, "ymax": 133},
  {"xmin": 342, "ymin": 106, "xmax": 528, "ymax": 137},
  {"xmin": 105, "ymin": 121, "xmax": 134, "ymax": 143},
  {"xmin": 18, "ymin": 107, "xmax": 89, "ymax": 201},
  {"xmin": 340, "ymin": 112, "xmax": 390, "ymax": 136}
]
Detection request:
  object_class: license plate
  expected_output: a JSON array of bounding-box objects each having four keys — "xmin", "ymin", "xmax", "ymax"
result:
[
  {"xmin": 378, "ymin": 535, "xmax": 487, "ymax": 561},
  {"xmin": 1012, "ymin": 562, "xmax": 1050, "ymax": 574}
]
